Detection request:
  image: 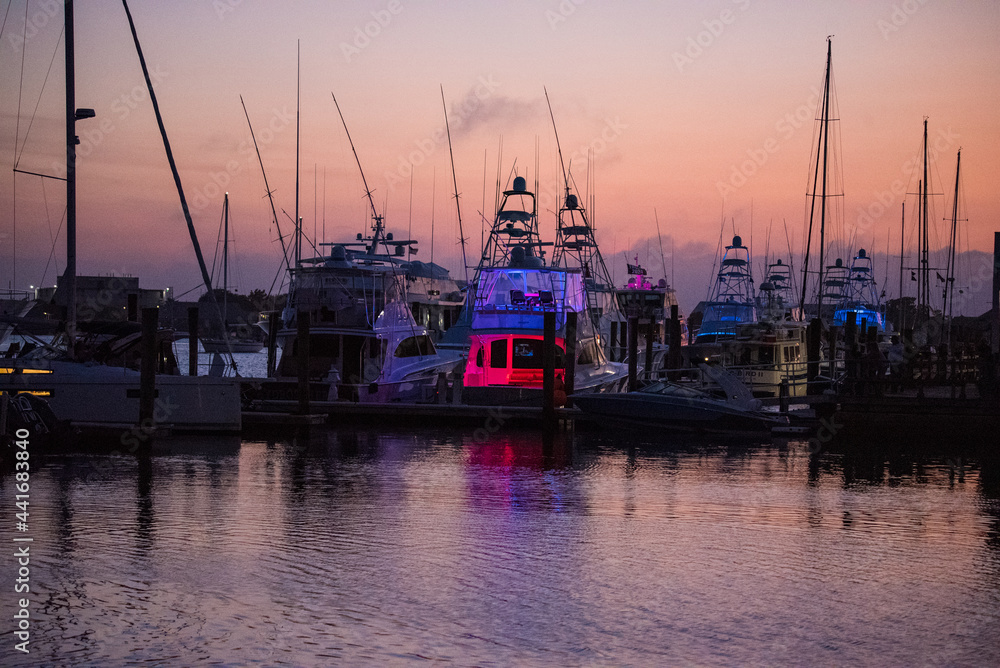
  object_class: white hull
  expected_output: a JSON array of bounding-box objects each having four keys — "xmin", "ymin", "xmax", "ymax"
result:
[{"xmin": 0, "ymin": 361, "xmax": 241, "ymax": 432}]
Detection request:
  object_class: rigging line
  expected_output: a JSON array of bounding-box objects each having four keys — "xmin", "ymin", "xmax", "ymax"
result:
[
  {"xmin": 40, "ymin": 200, "xmax": 67, "ymax": 289},
  {"xmin": 240, "ymin": 95, "xmax": 290, "ymax": 275},
  {"xmin": 41, "ymin": 175, "xmax": 61, "ymax": 275},
  {"xmin": 0, "ymin": 0, "xmax": 14, "ymax": 40},
  {"xmin": 15, "ymin": 24, "xmax": 64, "ymax": 167},
  {"xmin": 440, "ymin": 85, "xmax": 469, "ymax": 282},
  {"xmin": 13, "ymin": 0, "xmax": 27, "ymax": 167}
]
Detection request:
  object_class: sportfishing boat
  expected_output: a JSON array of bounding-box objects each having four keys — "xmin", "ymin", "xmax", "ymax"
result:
[
  {"xmin": 605, "ymin": 257, "xmax": 687, "ymax": 367},
  {"xmin": 265, "ymin": 96, "xmax": 464, "ymax": 402},
  {"xmin": 461, "ymin": 176, "xmax": 626, "ymax": 406},
  {"xmin": 686, "ymin": 247, "xmax": 809, "ymax": 397},
  {"xmin": 571, "ymin": 365, "xmax": 788, "ymax": 433},
  {"xmin": 693, "ymin": 235, "xmax": 757, "ymax": 345},
  {"xmin": 833, "ymin": 248, "xmax": 885, "ymax": 331}
]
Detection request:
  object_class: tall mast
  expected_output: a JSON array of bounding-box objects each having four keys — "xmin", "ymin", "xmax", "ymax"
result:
[
  {"xmin": 943, "ymin": 149, "xmax": 961, "ymax": 341},
  {"xmin": 799, "ymin": 37, "xmax": 835, "ymax": 319},
  {"xmin": 65, "ymin": 0, "xmax": 77, "ymax": 357},
  {"xmin": 898, "ymin": 201, "xmax": 905, "ymax": 331},
  {"xmin": 294, "ymin": 41, "xmax": 301, "ymax": 267},
  {"xmin": 222, "ymin": 192, "xmax": 229, "ymax": 327},
  {"xmin": 920, "ymin": 118, "xmax": 929, "ymax": 318}
]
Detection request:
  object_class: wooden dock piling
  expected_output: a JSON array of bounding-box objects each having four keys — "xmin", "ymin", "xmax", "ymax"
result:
[
  {"xmin": 187, "ymin": 306, "xmax": 199, "ymax": 377},
  {"xmin": 139, "ymin": 307, "xmax": 157, "ymax": 429},
  {"xmin": 564, "ymin": 311, "xmax": 577, "ymax": 406},
  {"xmin": 296, "ymin": 310, "xmax": 310, "ymax": 415},
  {"xmin": 543, "ymin": 311, "xmax": 556, "ymax": 428},
  {"xmin": 627, "ymin": 315, "xmax": 639, "ymax": 392}
]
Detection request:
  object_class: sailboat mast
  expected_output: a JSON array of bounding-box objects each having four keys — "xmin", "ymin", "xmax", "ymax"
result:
[
  {"xmin": 294, "ymin": 41, "xmax": 301, "ymax": 267},
  {"xmin": 799, "ymin": 38, "xmax": 833, "ymax": 319},
  {"xmin": 816, "ymin": 37, "xmax": 832, "ymax": 320},
  {"xmin": 223, "ymin": 192, "xmax": 229, "ymax": 327},
  {"xmin": 65, "ymin": 0, "xmax": 78, "ymax": 357},
  {"xmin": 898, "ymin": 201, "xmax": 905, "ymax": 331},
  {"xmin": 920, "ymin": 118, "xmax": 929, "ymax": 318},
  {"xmin": 944, "ymin": 149, "xmax": 961, "ymax": 339}
]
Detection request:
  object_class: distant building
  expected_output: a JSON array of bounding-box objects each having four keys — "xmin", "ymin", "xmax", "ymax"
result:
[{"xmin": 34, "ymin": 275, "xmax": 169, "ymax": 323}]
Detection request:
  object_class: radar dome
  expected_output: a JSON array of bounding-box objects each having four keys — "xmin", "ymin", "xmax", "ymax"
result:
[{"xmin": 512, "ymin": 176, "xmax": 527, "ymax": 192}]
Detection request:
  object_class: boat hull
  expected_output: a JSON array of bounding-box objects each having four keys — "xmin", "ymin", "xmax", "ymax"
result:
[
  {"xmin": 0, "ymin": 361, "xmax": 241, "ymax": 432},
  {"xmin": 571, "ymin": 392, "xmax": 785, "ymax": 433}
]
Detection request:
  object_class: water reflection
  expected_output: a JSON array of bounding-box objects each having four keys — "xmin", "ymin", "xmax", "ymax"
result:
[{"xmin": 4, "ymin": 427, "xmax": 999, "ymax": 665}]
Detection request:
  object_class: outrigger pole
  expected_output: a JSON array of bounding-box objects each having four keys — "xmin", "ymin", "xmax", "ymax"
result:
[
  {"xmin": 441, "ymin": 86, "xmax": 470, "ymax": 284},
  {"xmin": 120, "ymin": 0, "xmax": 236, "ymax": 369}
]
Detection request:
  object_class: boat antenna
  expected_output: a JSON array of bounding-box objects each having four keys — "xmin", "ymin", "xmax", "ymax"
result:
[
  {"xmin": 240, "ymin": 95, "xmax": 290, "ymax": 276},
  {"xmin": 544, "ymin": 87, "xmax": 570, "ymax": 202},
  {"xmin": 441, "ymin": 85, "xmax": 470, "ymax": 282},
  {"xmin": 121, "ymin": 0, "xmax": 236, "ymax": 370},
  {"xmin": 654, "ymin": 208, "xmax": 668, "ymax": 283},
  {"xmin": 407, "ymin": 168, "xmax": 414, "ymax": 256},
  {"xmin": 331, "ymin": 93, "xmax": 383, "ymax": 252}
]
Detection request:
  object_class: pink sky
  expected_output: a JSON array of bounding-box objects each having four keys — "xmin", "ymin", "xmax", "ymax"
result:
[{"xmin": 2, "ymin": 0, "xmax": 998, "ymax": 314}]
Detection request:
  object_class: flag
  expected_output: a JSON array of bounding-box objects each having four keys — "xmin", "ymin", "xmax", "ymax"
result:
[
  {"xmin": 936, "ymin": 272, "xmax": 946, "ymax": 282},
  {"xmin": 627, "ymin": 263, "xmax": 646, "ymax": 275},
  {"xmin": 910, "ymin": 271, "xmax": 916, "ymax": 281}
]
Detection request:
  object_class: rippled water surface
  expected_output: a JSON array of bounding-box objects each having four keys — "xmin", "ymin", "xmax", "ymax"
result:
[{"xmin": 4, "ymin": 427, "xmax": 999, "ymax": 666}]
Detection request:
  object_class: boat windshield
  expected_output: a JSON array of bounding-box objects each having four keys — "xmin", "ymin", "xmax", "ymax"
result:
[{"xmin": 639, "ymin": 382, "xmax": 708, "ymax": 399}]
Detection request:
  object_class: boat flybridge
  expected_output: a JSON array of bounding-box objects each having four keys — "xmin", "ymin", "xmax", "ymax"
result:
[
  {"xmin": 833, "ymin": 248, "xmax": 886, "ymax": 332},
  {"xmin": 461, "ymin": 176, "xmax": 626, "ymax": 406}
]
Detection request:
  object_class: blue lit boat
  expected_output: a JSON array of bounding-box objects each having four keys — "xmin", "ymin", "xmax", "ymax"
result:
[
  {"xmin": 832, "ymin": 248, "xmax": 885, "ymax": 331},
  {"xmin": 693, "ymin": 235, "xmax": 757, "ymax": 344}
]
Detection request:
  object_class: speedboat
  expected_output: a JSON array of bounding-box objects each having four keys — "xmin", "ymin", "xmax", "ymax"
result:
[{"xmin": 571, "ymin": 365, "xmax": 787, "ymax": 433}]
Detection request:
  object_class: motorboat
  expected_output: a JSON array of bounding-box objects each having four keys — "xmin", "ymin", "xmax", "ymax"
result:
[{"xmin": 571, "ymin": 365, "xmax": 788, "ymax": 432}]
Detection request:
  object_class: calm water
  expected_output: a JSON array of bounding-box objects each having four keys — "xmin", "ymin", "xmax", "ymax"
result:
[{"xmin": 3, "ymin": 426, "xmax": 999, "ymax": 666}]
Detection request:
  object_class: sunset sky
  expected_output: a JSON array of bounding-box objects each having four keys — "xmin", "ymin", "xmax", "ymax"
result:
[{"xmin": 2, "ymin": 0, "xmax": 998, "ymax": 314}]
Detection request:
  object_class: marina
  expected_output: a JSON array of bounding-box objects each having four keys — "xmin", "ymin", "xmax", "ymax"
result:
[{"xmin": 1, "ymin": 1, "xmax": 999, "ymax": 665}]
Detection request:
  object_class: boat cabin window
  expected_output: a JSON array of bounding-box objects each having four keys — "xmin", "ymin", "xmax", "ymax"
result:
[
  {"xmin": 511, "ymin": 337, "xmax": 564, "ymax": 369},
  {"xmin": 395, "ymin": 335, "xmax": 435, "ymax": 358},
  {"xmin": 490, "ymin": 339, "xmax": 508, "ymax": 369},
  {"xmin": 577, "ymin": 341, "xmax": 596, "ymax": 365}
]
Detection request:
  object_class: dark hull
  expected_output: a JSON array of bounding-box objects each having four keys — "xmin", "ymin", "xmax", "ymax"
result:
[{"xmin": 572, "ymin": 393, "xmax": 785, "ymax": 433}]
